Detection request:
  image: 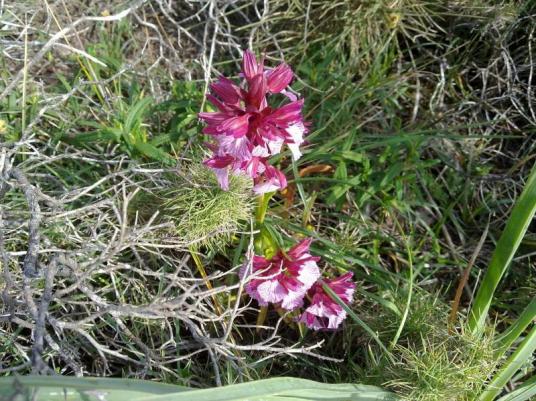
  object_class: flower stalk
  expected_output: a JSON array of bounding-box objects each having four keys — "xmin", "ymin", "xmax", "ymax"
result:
[
  {"xmin": 198, "ymin": 49, "xmax": 357, "ymax": 333},
  {"xmin": 255, "ymin": 192, "xmax": 272, "ymax": 225},
  {"xmin": 189, "ymin": 246, "xmax": 223, "ymax": 315}
]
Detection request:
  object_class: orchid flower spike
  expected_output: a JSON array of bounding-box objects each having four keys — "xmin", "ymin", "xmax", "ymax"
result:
[{"xmin": 199, "ymin": 50, "xmax": 308, "ymax": 192}]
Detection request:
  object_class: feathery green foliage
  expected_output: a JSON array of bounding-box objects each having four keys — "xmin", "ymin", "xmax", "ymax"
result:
[
  {"xmin": 162, "ymin": 165, "xmax": 253, "ymax": 250},
  {"xmin": 386, "ymin": 329, "xmax": 496, "ymax": 401},
  {"xmin": 360, "ymin": 290, "xmax": 496, "ymax": 401},
  {"xmin": 131, "ymin": 163, "xmax": 253, "ymax": 251}
]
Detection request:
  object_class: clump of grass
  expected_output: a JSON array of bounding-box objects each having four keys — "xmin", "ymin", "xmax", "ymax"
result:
[
  {"xmin": 363, "ymin": 289, "xmax": 496, "ymax": 401},
  {"xmin": 386, "ymin": 328, "xmax": 496, "ymax": 401},
  {"xmin": 132, "ymin": 163, "xmax": 253, "ymax": 251},
  {"xmin": 361, "ymin": 289, "xmax": 449, "ymax": 348}
]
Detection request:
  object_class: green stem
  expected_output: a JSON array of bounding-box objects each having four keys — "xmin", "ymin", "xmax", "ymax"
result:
[
  {"xmin": 189, "ymin": 245, "xmax": 222, "ymax": 315},
  {"xmin": 254, "ymin": 192, "xmax": 277, "ymax": 257},
  {"xmin": 255, "ymin": 192, "xmax": 272, "ymax": 225}
]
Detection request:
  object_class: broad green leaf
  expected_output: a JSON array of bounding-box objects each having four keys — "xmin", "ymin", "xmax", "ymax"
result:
[
  {"xmin": 0, "ymin": 376, "xmax": 190, "ymax": 401},
  {"xmin": 132, "ymin": 378, "xmax": 398, "ymax": 401},
  {"xmin": 0, "ymin": 376, "xmax": 398, "ymax": 401}
]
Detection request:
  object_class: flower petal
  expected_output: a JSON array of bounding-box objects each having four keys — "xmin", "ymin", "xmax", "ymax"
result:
[
  {"xmin": 257, "ymin": 280, "xmax": 287, "ymax": 304},
  {"xmin": 219, "ymin": 114, "xmax": 250, "ymax": 137},
  {"xmin": 267, "ymin": 63, "xmax": 293, "ymax": 93},
  {"xmin": 268, "ymin": 99, "xmax": 305, "ymax": 126},
  {"xmin": 199, "ymin": 111, "xmax": 231, "ymax": 125},
  {"xmin": 280, "ymin": 289, "xmax": 306, "ymax": 310},
  {"xmin": 297, "ymin": 260, "xmax": 320, "ymax": 290},
  {"xmin": 204, "ymin": 155, "xmax": 235, "ymax": 169},
  {"xmin": 211, "ymin": 168, "xmax": 229, "ymax": 190},
  {"xmin": 281, "ymin": 89, "xmax": 298, "ymax": 102},
  {"xmin": 210, "ymin": 76, "xmax": 243, "ymax": 105},
  {"xmin": 253, "ymin": 164, "xmax": 287, "ymax": 194},
  {"xmin": 247, "ymin": 74, "xmax": 268, "ymax": 110},
  {"xmin": 285, "ymin": 122, "xmax": 307, "ymax": 160},
  {"xmin": 287, "ymin": 238, "xmax": 313, "ymax": 259},
  {"xmin": 217, "ymin": 135, "xmax": 251, "ymax": 162},
  {"xmin": 242, "ymin": 50, "xmax": 263, "ymax": 80},
  {"xmin": 206, "ymin": 94, "xmax": 235, "ymax": 113},
  {"xmin": 299, "ymin": 274, "xmax": 356, "ymax": 331}
]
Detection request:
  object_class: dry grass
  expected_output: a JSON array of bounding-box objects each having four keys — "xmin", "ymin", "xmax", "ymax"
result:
[{"xmin": 0, "ymin": 0, "xmax": 534, "ymax": 397}]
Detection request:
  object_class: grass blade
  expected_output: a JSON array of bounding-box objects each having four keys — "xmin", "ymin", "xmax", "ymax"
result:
[
  {"xmin": 467, "ymin": 164, "xmax": 536, "ymax": 334},
  {"xmin": 494, "ymin": 297, "xmax": 536, "ymax": 358},
  {"xmin": 322, "ymin": 283, "xmax": 392, "ymax": 359},
  {"xmin": 133, "ymin": 141, "xmax": 175, "ymax": 164},
  {"xmin": 477, "ymin": 325, "xmax": 536, "ymax": 401},
  {"xmin": 496, "ymin": 375, "xmax": 536, "ymax": 401},
  {"xmin": 389, "ymin": 233, "xmax": 413, "ymax": 350},
  {"xmin": 124, "ymin": 96, "xmax": 153, "ymax": 133},
  {"xmin": 356, "ymin": 288, "xmax": 401, "ymax": 317}
]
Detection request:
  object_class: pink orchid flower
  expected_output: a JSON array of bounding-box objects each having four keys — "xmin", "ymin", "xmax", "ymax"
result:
[
  {"xmin": 240, "ymin": 238, "xmax": 320, "ymax": 310},
  {"xmin": 299, "ymin": 272, "xmax": 356, "ymax": 330},
  {"xmin": 199, "ymin": 50, "xmax": 307, "ymax": 192}
]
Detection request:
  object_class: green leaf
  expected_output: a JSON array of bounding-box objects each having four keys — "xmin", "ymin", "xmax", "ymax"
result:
[
  {"xmin": 495, "ymin": 297, "xmax": 536, "ymax": 358},
  {"xmin": 0, "ymin": 376, "xmax": 398, "ymax": 401},
  {"xmin": 254, "ymin": 224, "xmax": 280, "ymax": 259},
  {"xmin": 124, "ymin": 96, "xmax": 153, "ymax": 133},
  {"xmin": 63, "ymin": 128, "xmax": 120, "ymax": 144},
  {"xmin": 134, "ymin": 142, "xmax": 175, "ymax": 165},
  {"xmin": 468, "ymin": 164, "xmax": 536, "ymax": 334},
  {"xmin": 356, "ymin": 288, "xmax": 401, "ymax": 317},
  {"xmin": 339, "ymin": 150, "xmax": 365, "ymax": 162},
  {"xmin": 496, "ymin": 375, "xmax": 536, "ymax": 401},
  {"xmin": 78, "ymin": 119, "xmax": 106, "ymax": 129},
  {"xmin": 477, "ymin": 325, "xmax": 536, "ymax": 401},
  {"xmin": 0, "ymin": 376, "xmax": 190, "ymax": 401},
  {"xmin": 150, "ymin": 134, "xmax": 172, "ymax": 147},
  {"xmin": 326, "ymin": 161, "xmax": 349, "ymax": 204},
  {"xmin": 377, "ymin": 162, "xmax": 403, "ymax": 190}
]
